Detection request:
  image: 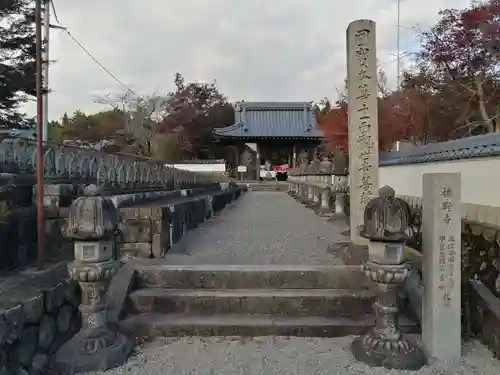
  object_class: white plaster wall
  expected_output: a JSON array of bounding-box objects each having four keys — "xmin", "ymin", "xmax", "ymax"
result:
[
  {"xmin": 379, "ymin": 156, "xmax": 500, "ymax": 206},
  {"xmin": 170, "ymin": 163, "xmax": 226, "ymax": 173}
]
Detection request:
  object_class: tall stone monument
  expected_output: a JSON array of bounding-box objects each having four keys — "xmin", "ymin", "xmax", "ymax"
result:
[{"xmin": 346, "ymin": 19, "xmax": 380, "ymax": 246}]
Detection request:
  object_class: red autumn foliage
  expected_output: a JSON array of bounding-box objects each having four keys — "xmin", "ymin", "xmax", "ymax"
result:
[
  {"xmin": 316, "ymin": 102, "xmax": 348, "ymax": 152},
  {"xmin": 318, "ymin": 0, "xmax": 500, "ymax": 152},
  {"xmin": 415, "ymin": 0, "xmax": 500, "ymax": 135},
  {"xmin": 316, "ymin": 98, "xmax": 411, "ymax": 153}
]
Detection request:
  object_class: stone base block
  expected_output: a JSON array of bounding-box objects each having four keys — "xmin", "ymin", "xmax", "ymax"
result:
[
  {"xmin": 342, "ymin": 243, "xmax": 368, "ymax": 265},
  {"xmin": 305, "ymin": 201, "xmax": 319, "ymax": 209},
  {"xmin": 315, "ymin": 207, "xmax": 333, "ymax": 217},
  {"xmin": 52, "ymin": 330, "xmax": 133, "ymax": 374},
  {"xmin": 326, "ymin": 242, "xmax": 350, "ymax": 257},
  {"xmin": 117, "ymin": 243, "xmax": 152, "ymax": 260},
  {"xmin": 326, "ymin": 242, "xmax": 368, "ymax": 265},
  {"xmin": 351, "ymin": 333, "xmax": 426, "ymax": 370},
  {"xmin": 326, "ymin": 213, "xmax": 347, "ymax": 223}
]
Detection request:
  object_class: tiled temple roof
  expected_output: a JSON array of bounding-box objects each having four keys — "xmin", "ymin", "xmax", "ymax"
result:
[{"xmin": 213, "ymin": 102, "xmax": 324, "ymax": 139}]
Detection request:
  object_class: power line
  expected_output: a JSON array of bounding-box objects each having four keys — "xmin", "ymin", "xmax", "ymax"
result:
[
  {"xmin": 50, "ymin": 0, "xmax": 60, "ymax": 24},
  {"xmin": 50, "ymin": 0, "xmax": 138, "ymax": 96},
  {"xmin": 63, "ymin": 30, "xmax": 138, "ymax": 96}
]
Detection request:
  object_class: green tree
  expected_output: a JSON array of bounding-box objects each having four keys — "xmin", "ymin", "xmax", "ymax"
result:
[
  {"xmin": 47, "ymin": 120, "xmax": 63, "ymax": 144},
  {"xmin": 152, "ymin": 131, "xmax": 186, "ymax": 163},
  {"xmin": 61, "ymin": 108, "xmax": 127, "ymax": 148},
  {"xmin": 0, "ymin": 0, "xmax": 38, "ymax": 128}
]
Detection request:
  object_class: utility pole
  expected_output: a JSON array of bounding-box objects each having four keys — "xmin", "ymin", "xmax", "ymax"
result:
[
  {"xmin": 35, "ymin": 0, "xmax": 45, "ymax": 267},
  {"xmin": 396, "ymin": 0, "xmax": 401, "ymax": 88},
  {"xmin": 42, "ymin": 0, "xmax": 50, "ymax": 143}
]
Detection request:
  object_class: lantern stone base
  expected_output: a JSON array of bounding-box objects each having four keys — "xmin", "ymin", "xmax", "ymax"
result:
[
  {"xmin": 315, "ymin": 206, "xmax": 333, "ymax": 217},
  {"xmin": 351, "ymin": 331, "xmax": 426, "ymax": 370},
  {"xmin": 327, "ymin": 241, "xmax": 349, "ymax": 253},
  {"xmin": 307, "ymin": 202, "xmax": 320, "ymax": 211},
  {"xmin": 326, "ymin": 212, "xmax": 347, "ymax": 222},
  {"xmin": 341, "ymin": 229, "xmax": 350, "ymax": 237},
  {"xmin": 53, "ymin": 328, "xmax": 133, "ymax": 374},
  {"xmin": 302, "ymin": 199, "xmax": 312, "ymax": 206},
  {"xmin": 327, "ymin": 241, "xmax": 368, "ymax": 265}
]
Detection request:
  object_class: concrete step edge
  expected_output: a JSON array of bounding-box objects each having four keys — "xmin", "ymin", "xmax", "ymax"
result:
[
  {"xmin": 119, "ymin": 313, "xmax": 420, "ymax": 339},
  {"xmin": 121, "ymin": 312, "xmax": 418, "ymax": 327},
  {"xmin": 128, "ymin": 288, "xmax": 376, "ymax": 298},
  {"xmin": 133, "ymin": 264, "xmax": 364, "ymax": 272}
]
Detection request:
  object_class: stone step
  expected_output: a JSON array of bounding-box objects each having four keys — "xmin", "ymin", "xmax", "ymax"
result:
[
  {"xmin": 127, "ymin": 288, "xmax": 375, "ymax": 316},
  {"xmin": 249, "ymin": 187, "xmax": 287, "ymax": 192},
  {"xmin": 120, "ymin": 313, "xmax": 419, "ymax": 341},
  {"xmin": 134, "ymin": 264, "xmax": 372, "ymax": 290}
]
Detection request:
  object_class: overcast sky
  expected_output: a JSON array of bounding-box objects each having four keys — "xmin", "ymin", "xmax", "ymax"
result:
[{"xmin": 22, "ymin": 0, "xmax": 470, "ymax": 122}]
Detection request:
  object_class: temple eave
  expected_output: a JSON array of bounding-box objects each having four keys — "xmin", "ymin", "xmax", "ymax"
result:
[{"xmin": 215, "ymin": 135, "xmax": 324, "ymax": 140}]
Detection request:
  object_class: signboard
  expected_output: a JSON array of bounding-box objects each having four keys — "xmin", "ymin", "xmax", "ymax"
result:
[{"xmin": 237, "ymin": 165, "xmax": 247, "ymax": 173}]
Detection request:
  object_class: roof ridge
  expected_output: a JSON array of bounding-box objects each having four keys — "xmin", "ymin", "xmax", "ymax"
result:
[
  {"xmin": 214, "ymin": 122, "xmax": 245, "ymax": 134},
  {"xmin": 238, "ymin": 101, "xmax": 312, "ymax": 109}
]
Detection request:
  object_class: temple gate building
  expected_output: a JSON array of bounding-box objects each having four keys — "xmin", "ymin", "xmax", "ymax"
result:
[{"xmin": 213, "ymin": 101, "xmax": 324, "ymax": 180}]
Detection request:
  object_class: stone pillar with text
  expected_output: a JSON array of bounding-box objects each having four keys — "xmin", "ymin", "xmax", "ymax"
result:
[
  {"xmin": 422, "ymin": 173, "xmax": 461, "ymax": 361},
  {"xmin": 346, "ymin": 19, "xmax": 380, "ymax": 246}
]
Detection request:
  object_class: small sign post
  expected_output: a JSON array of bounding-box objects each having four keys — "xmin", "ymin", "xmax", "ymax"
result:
[{"xmin": 237, "ymin": 165, "xmax": 247, "ymax": 181}]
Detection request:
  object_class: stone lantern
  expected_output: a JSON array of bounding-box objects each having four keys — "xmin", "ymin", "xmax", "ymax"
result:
[
  {"xmin": 54, "ymin": 185, "xmax": 133, "ymax": 374},
  {"xmin": 329, "ymin": 152, "xmax": 349, "ymax": 220},
  {"xmin": 318, "ymin": 157, "xmax": 333, "ymax": 186},
  {"xmin": 350, "ymin": 185, "xmax": 426, "ymax": 370}
]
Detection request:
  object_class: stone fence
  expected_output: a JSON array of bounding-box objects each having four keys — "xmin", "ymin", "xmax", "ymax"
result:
[
  {"xmin": 0, "ymin": 137, "xmax": 214, "ymax": 188},
  {"xmin": 0, "ymin": 137, "xmax": 232, "ymax": 270},
  {"xmin": 287, "ymin": 133, "xmax": 500, "ymax": 362}
]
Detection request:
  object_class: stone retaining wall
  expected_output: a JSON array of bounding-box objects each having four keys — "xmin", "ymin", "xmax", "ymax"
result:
[
  {"xmin": 398, "ymin": 194, "xmax": 500, "ymax": 359},
  {"xmin": 117, "ymin": 187, "xmax": 242, "ymax": 260},
  {"xmin": 0, "ymin": 207, "xmax": 71, "ymax": 271},
  {"xmin": 0, "ymin": 183, "xmax": 241, "ymax": 270},
  {"xmin": 0, "ymin": 265, "xmax": 81, "ymax": 375}
]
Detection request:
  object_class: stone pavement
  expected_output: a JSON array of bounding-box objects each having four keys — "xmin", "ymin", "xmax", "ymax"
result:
[{"xmin": 164, "ymin": 191, "xmax": 347, "ymax": 265}]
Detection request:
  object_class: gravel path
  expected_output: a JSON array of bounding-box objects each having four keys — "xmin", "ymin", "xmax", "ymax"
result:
[
  {"xmin": 86, "ymin": 336, "xmax": 500, "ymax": 375},
  {"xmin": 165, "ymin": 191, "xmax": 346, "ymax": 265},
  {"xmin": 89, "ymin": 192, "xmax": 500, "ymax": 375}
]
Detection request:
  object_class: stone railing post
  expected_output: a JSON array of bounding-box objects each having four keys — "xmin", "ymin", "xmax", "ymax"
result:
[
  {"xmin": 297, "ymin": 182, "xmax": 306, "ymax": 202},
  {"xmin": 311, "ymin": 185, "xmax": 320, "ymax": 207},
  {"xmin": 306, "ymin": 184, "xmax": 313, "ymax": 203},
  {"xmin": 54, "ymin": 184, "xmax": 133, "ymax": 374},
  {"xmin": 350, "ymin": 186, "xmax": 426, "ymax": 370},
  {"xmin": 317, "ymin": 187, "xmax": 333, "ymax": 217},
  {"xmin": 316, "ymin": 157, "xmax": 333, "ymax": 216}
]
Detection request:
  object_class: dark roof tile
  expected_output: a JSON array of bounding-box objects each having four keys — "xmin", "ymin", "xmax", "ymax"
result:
[{"xmin": 214, "ymin": 101, "xmax": 324, "ymax": 139}]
